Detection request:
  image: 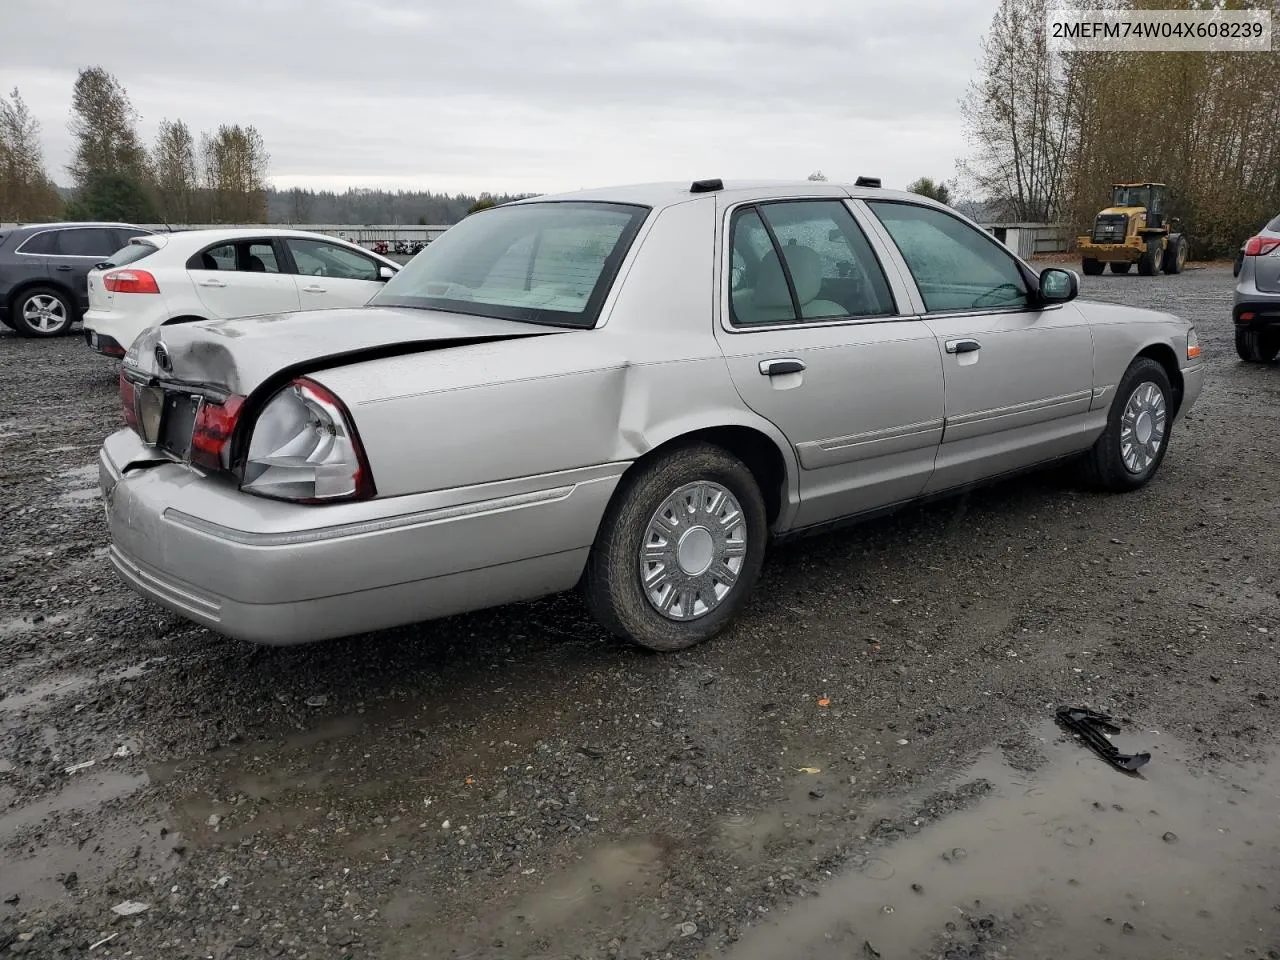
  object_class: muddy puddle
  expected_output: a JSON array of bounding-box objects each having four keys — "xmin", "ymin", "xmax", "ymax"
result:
[
  {"xmin": 728, "ymin": 723, "xmax": 1280, "ymax": 960},
  {"xmin": 55, "ymin": 463, "xmax": 101, "ymax": 508}
]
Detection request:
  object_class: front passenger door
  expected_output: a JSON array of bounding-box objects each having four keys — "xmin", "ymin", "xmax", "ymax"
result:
[
  {"xmin": 283, "ymin": 238, "xmax": 387, "ymax": 308},
  {"xmin": 864, "ymin": 200, "xmax": 1095, "ymax": 493}
]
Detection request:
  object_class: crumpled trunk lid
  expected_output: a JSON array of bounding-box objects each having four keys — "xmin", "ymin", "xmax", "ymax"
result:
[{"xmin": 123, "ymin": 306, "xmax": 563, "ymax": 397}]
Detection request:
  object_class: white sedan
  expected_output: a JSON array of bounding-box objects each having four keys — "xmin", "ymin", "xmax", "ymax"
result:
[{"xmin": 82, "ymin": 228, "xmax": 400, "ymax": 356}]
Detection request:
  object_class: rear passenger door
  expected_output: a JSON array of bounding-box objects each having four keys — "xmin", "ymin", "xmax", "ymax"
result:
[
  {"xmin": 47, "ymin": 227, "xmax": 123, "ymax": 312},
  {"xmin": 282, "ymin": 238, "xmax": 388, "ymax": 308},
  {"xmin": 714, "ymin": 198, "xmax": 945, "ymax": 528},
  {"xmin": 863, "ymin": 200, "xmax": 1095, "ymax": 492},
  {"xmin": 188, "ymin": 239, "xmax": 301, "ymax": 319}
]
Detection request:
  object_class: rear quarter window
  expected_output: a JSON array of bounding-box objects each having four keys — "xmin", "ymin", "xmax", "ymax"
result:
[
  {"xmin": 104, "ymin": 241, "xmax": 159, "ymax": 268},
  {"xmin": 16, "ymin": 231, "xmax": 59, "ymax": 255}
]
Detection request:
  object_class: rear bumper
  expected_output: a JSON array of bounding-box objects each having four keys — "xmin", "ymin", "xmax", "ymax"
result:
[
  {"xmin": 1232, "ymin": 299, "xmax": 1280, "ymax": 329},
  {"xmin": 82, "ymin": 308, "xmax": 161, "ymax": 355},
  {"xmin": 98, "ymin": 429, "xmax": 623, "ymax": 645},
  {"xmin": 84, "ymin": 329, "xmax": 127, "ymax": 357}
]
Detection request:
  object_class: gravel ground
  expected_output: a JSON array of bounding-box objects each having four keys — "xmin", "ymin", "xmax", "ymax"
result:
[{"xmin": 2, "ymin": 264, "xmax": 1278, "ymax": 959}]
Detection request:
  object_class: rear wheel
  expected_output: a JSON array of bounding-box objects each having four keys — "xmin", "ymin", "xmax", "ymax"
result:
[
  {"xmin": 1082, "ymin": 258, "xmax": 1104, "ymax": 276},
  {"xmin": 1137, "ymin": 240, "xmax": 1163, "ymax": 276},
  {"xmin": 582, "ymin": 443, "xmax": 768, "ymax": 652},
  {"xmin": 1162, "ymin": 235, "xmax": 1187, "ymax": 274},
  {"xmin": 12, "ymin": 286, "xmax": 75, "ymax": 337},
  {"xmin": 1235, "ymin": 328, "xmax": 1280, "ymax": 363},
  {"xmin": 1081, "ymin": 358, "xmax": 1173, "ymax": 492},
  {"xmin": 1109, "ymin": 262, "xmax": 1132, "ymax": 275}
]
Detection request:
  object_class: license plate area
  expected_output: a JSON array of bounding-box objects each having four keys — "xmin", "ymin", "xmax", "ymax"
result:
[{"xmin": 158, "ymin": 393, "xmax": 201, "ymax": 461}]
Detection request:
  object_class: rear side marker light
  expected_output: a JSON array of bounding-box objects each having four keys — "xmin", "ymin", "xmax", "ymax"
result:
[{"xmin": 1238, "ymin": 311, "xmax": 1256, "ymax": 322}]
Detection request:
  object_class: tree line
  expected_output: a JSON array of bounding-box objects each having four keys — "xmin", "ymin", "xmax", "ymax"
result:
[
  {"xmin": 267, "ymin": 187, "xmax": 533, "ymax": 225},
  {"xmin": 0, "ymin": 67, "xmax": 272, "ymax": 224},
  {"xmin": 960, "ymin": 0, "xmax": 1280, "ymax": 257}
]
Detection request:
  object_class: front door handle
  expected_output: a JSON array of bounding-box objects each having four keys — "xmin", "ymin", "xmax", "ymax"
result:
[
  {"xmin": 759, "ymin": 357, "xmax": 806, "ymax": 376},
  {"xmin": 945, "ymin": 338, "xmax": 982, "ymax": 355},
  {"xmin": 54, "ymin": 265, "xmax": 73, "ymax": 272},
  {"xmin": 199, "ymin": 278, "xmax": 226, "ymax": 288},
  {"xmin": 301, "ymin": 285, "xmax": 327, "ymax": 294}
]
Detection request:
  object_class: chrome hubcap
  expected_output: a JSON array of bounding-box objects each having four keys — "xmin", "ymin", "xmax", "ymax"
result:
[
  {"xmin": 641, "ymin": 481, "xmax": 747, "ymax": 621},
  {"xmin": 1120, "ymin": 381, "xmax": 1167, "ymax": 474},
  {"xmin": 23, "ymin": 294, "xmax": 67, "ymax": 333}
]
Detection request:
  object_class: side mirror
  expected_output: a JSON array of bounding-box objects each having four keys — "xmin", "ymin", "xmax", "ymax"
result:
[
  {"xmin": 1039, "ymin": 267, "xmax": 1078, "ymax": 304},
  {"xmin": 378, "ymin": 265, "xmax": 396, "ymax": 281}
]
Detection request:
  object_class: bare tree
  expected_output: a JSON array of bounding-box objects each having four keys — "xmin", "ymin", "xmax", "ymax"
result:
[
  {"xmin": 959, "ymin": 0, "xmax": 1078, "ymax": 222},
  {"xmin": 67, "ymin": 66, "xmax": 149, "ymax": 187},
  {"xmin": 152, "ymin": 119, "xmax": 197, "ymax": 223},
  {"xmin": 0, "ymin": 88, "xmax": 61, "ymax": 221}
]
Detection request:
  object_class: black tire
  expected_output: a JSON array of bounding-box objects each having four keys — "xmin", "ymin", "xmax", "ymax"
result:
[
  {"xmin": 1081, "ymin": 259, "xmax": 1104, "ymax": 276},
  {"xmin": 11, "ymin": 286, "xmax": 76, "ymax": 337},
  {"xmin": 1109, "ymin": 262, "xmax": 1132, "ymax": 274},
  {"xmin": 1137, "ymin": 240, "xmax": 1162, "ymax": 276},
  {"xmin": 582, "ymin": 443, "xmax": 768, "ymax": 652},
  {"xmin": 1162, "ymin": 235, "xmax": 1186, "ymax": 274},
  {"xmin": 1233, "ymin": 249, "xmax": 1244, "ymax": 277},
  {"xmin": 1080, "ymin": 358, "xmax": 1173, "ymax": 492},
  {"xmin": 1235, "ymin": 328, "xmax": 1280, "ymax": 363}
]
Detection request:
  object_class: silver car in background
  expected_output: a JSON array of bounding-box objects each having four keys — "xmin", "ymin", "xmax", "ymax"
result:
[
  {"xmin": 1233, "ymin": 212, "xmax": 1280, "ymax": 362},
  {"xmin": 99, "ymin": 179, "xmax": 1204, "ymax": 651}
]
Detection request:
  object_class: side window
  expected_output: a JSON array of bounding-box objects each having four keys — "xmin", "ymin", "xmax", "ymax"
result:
[
  {"xmin": 286, "ymin": 239, "xmax": 379, "ymax": 282},
  {"xmin": 111, "ymin": 228, "xmax": 147, "ymax": 250},
  {"xmin": 54, "ymin": 228, "xmax": 119, "ymax": 257},
  {"xmin": 192, "ymin": 244, "xmax": 236, "ymax": 271},
  {"xmin": 18, "ymin": 231, "xmax": 59, "ymax": 255},
  {"xmin": 868, "ymin": 202, "xmax": 1030, "ymax": 312},
  {"xmin": 245, "ymin": 242, "xmax": 280, "ymax": 274},
  {"xmin": 729, "ymin": 201, "xmax": 896, "ymax": 326}
]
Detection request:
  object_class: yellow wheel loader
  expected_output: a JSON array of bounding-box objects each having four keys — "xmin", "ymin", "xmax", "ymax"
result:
[{"xmin": 1078, "ymin": 183, "xmax": 1188, "ymax": 277}]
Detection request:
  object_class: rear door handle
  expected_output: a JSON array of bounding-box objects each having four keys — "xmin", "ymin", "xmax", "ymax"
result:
[
  {"xmin": 54, "ymin": 265, "xmax": 73, "ymax": 272},
  {"xmin": 199, "ymin": 278, "xmax": 226, "ymax": 288},
  {"xmin": 759, "ymin": 358, "xmax": 806, "ymax": 376},
  {"xmin": 945, "ymin": 339, "xmax": 982, "ymax": 354}
]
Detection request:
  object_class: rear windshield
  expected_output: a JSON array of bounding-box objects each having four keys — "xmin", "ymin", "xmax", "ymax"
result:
[
  {"xmin": 371, "ymin": 201, "xmax": 649, "ymax": 328},
  {"xmin": 103, "ymin": 239, "xmax": 160, "ymax": 268},
  {"xmin": 1268, "ymin": 214, "xmax": 1280, "ymax": 233}
]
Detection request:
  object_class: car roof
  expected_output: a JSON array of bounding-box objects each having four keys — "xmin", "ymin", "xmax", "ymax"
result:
[
  {"xmin": 10, "ymin": 221, "xmax": 152, "ymax": 232},
  {"xmin": 509, "ymin": 180, "xmax": 938, "ymax": 211},
  {"xmin": 161, "ymin": 227, "xmax": 368, "ymax": 246}
]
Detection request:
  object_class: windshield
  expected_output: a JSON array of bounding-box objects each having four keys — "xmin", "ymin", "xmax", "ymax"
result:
[
  {"xmin": 371, "ymin": 201, "xmax": 649, "ymax": 327},
  {"xmin": 1112, "ymin": 186, "xmax": 1152, "ymax": 208}
]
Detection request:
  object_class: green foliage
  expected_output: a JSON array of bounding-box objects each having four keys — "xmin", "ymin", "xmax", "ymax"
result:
[
  {"xmin": 905, "ymin": 177, "xmax": 952, "ymax": 206},
  {"xmin": 65, "ymin": 172, "xmax": 157, "ymax": 222},
  {"xmin": 467, "ymin": 195, "xmax": 498, "ymax": 215}
]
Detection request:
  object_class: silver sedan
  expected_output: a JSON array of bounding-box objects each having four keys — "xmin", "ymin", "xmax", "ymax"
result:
[{"xmin": 100, "ymin": 179, "xmax": 1205, "ymax": 650}]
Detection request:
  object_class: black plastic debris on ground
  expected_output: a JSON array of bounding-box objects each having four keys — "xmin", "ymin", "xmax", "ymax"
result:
[{"xmin": 1055, "ymin": 706, "xmax": 1151, "ymax": 772}]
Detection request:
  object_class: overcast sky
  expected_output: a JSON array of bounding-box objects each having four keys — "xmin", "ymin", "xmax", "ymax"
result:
[{"xmin": 5, "ymin": 0, "xmax": 995, "ymax": 195}]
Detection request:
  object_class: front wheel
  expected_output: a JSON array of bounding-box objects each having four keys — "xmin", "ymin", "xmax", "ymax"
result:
[
  {"xmin": 1162, "ymin": 235, "xmax": 1187, "ymax": 274},
  {"xmin": 1081, "ymin": 259, "xmax": 1104, "ymax": 276},
  {"xmin": 1236, "ymin": 328, "xmax": 1280, "ymax": 363},
  {"xmin": 1081, "ymin": 358, "xmax": 1173, "ymax": 491},
  {"xmin": 12, "ymin": 287, "xmax": 75, "ymax": 337},
  {"xmin": 582, "ymin": 443, "xmax": 768, "ymax": 651},
  {"xmin": 1137, "ymin": 241, "xmax": 1163, "ymax": 276}
]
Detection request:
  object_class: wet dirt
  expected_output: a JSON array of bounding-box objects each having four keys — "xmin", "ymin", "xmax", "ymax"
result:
[
  {"xmin": 2, "ymin": 265, "xmax": 1280, "ymax": 957},
  {"xmin": 729, "ymin": 723, "xmax": 1280, "ymax": 959}
]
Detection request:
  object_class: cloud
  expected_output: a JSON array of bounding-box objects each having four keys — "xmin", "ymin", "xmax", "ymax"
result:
[{"xmin": 2, "ymin": 0, "xmax": 993, "ymax": 194}]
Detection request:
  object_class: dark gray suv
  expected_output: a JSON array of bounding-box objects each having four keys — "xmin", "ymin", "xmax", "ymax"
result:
[{"xmin": 0, "ymin": 222, "xmax": 155, "ymax": 338}]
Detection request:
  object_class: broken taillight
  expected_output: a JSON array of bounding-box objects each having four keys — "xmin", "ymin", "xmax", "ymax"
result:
[
  {"xmin": 119, "ymin": 372, "xmax": 139, "ymax": 431},
  {"xmin": 190, "ymin": 395, "xmax": 246, "ymax": 471}
]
